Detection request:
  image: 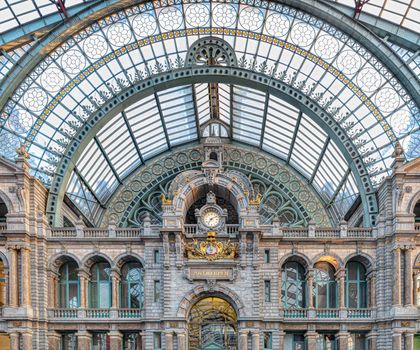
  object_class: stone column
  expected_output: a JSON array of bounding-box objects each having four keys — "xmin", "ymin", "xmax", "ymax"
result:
[
  {"xmin": 307, "ymin": 269, "xmax": 314, "ymax": 308},
  {"xmin": 405, "ymin": 332, "xmax": 414, "ymax": 350},
  {"xmin": 366, "ymin": 332, "xmax": 377, "ymax": 350},
  {"xmin": 47, "ymin": 271, "xmax": 58, "ymax": 308},
  {"xmin": 7, "ymin": 247, "xmax": 18, "ymax": 307},
  {"xmin": 305, "ymin": 331, "xmax": 317, "ymax": 350},
  {"xmin": 337, "ymin": 268, "xmax": 346, "ymax": 309},
  {"xmin": 165, "ymin": 331, "xmax": 174, "ymax": 350},
  {"xmin": 414, "ymin": 271, "xmax": 419, "ymax": 306},
  {"xmin": 336, "ymin": 332, "xmax": 349, "ymax": 350},
  {"xmin": 251, "ymin": 331, "xmax": 260, "ymax": 350},
  {"xmin": 76, "ymin": 331, "xmax": 91, "ymax": 349},
  {"xmin": 239, "ymin": 330, "xmax": 248, "ymax": 350},
  {"xmin": 369, "ymin": 272, "xmax": 376, "ymax": 308},
  {"xmin": 393, "ymin": 247, "xmax": 401, "ymax": 306},
  {"xmin": 392, "ymin": 331, "xmax": 402, "ymax": 350},
  {"xmin": 111, "ymin": 269, "xmax": 120, "ymax": 309},
  {"xmin": 48, "ymin": 332, "xmax": 61, "ymax": 350},
  {"xmin": 21, "ymin": 331, "xmax": 32, "ymax": 350},
  {"xmin": 20, "ymin": 246, "xmax": 31, "ymax": 307},
  {"xmin": 278, "ymin": 269, "xmax": 283, "ymax": 309},
  {"xmin": 278, "ymin": 331, "xmax": 285, "ymax": 350},
  {"xmin": 405, "ymin": 248, "xmax": 413, "ymax": 306},
  {"xmin": 109, "ymin": 330, "xmax": 123, "ymax": 350},
  {"xmin": 9, "ymin": 332, "xmax": 19, "ymax": 350},
  {"xmin": 177, "ymin": 332, "xmax": 186, "ymax": 350},
  {"xmin": 78, "ymin": 269, "xmax": 89, "ymax": 309}
]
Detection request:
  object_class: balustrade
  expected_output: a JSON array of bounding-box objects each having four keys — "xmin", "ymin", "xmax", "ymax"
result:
[
  {"xmin": 347, "ymin": 308, "xmax": 372, "ymax": 318},
  {"xmin": 49, "ymin": 308, "xmax": 78, "ymax": 318},
  {"xmin": 283, "ymin": 308, "xmax": 308, "ymax": 318},
  {"xmin": 118, "ymin": 308, "xmax": 142, "ymax": 318},
  {"xmin": 47, "ymin": 224, "xmax": 373, "ymax": 239},
  {"xmin": 316, "ymin": 309, "xmax": 339, "ymax": 318},
  {"xmin": 86, "ymin": 308, "xmax": 110, "ymax": 318}
]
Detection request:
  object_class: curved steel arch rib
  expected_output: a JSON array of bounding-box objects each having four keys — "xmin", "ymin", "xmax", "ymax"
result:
[
  {"xmin": 46, "ymin": 68, "xmax": 376, "ymax": 226},
  {"xmin": 0, "ymin": 0, "xmax": 419, "ymax": 228}
]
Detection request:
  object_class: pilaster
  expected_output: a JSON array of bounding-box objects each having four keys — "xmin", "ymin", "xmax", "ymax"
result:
[
  {"xmin": 251, "ymin": 330, "xmax": 260, "ymax": 350},
  {"xmin": 109, "ymin": 330, "xmax": 123, "ymax": 350},
  {"xmin": 392, "ymin": 331, "xmax": 402, "ymax": 350},
  {"xmin": 306, "ymin": 269, "xmax": 314, "ymax": 309},
  {"xmin": 21, "ymin": 331, "xmax": 32, "ymax": 350},
  {"xmin": 165, "ymin": 331, "xmax": 174, "ymax": 350},
  {"xmin": 9, "ymin": 332, "xmax": 19, "ymax": 350},
  {"xmin": 393, "ymin": 247, "xmax": 401, "ymax": 306},
  {"xmin": 48, "ymin": 332, "xmax": 61, "ymax": 350},
  {"xmin": 76, "ymin": 331, "xmax": 92, "ymax": 349},
  {"xmin": 177, "ymin": 332, "xmax": 186, "ymax": 350},
  {"xmin": 305, "ymin": 331, "xmax": 317, "ymax": 350},
  {"xmin": 239, "ymin": 330, "xmax": 248, "ymax": 350}
]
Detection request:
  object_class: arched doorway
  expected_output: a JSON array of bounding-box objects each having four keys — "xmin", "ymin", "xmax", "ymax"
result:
[{"xmin": 188, "ymin": 297, "xmax": 237, "ymax": 350}]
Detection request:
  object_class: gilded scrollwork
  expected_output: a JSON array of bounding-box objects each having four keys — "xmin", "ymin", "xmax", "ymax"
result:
[{"xmin": 185, "ymin": 231, "xmax": 239, "ymax": 261}]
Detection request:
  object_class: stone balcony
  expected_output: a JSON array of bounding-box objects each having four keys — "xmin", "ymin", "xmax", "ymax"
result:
[
  {"xmin": 46, "ymin": 224, "xmax": 374, "ymax": 240},
  {"xmin": 47, "ymin": 308, "xmax": 142, "ymax": 321},
  {"xmin": 281, "ymin": 308, "xmax": 374, "ymax": 320}
]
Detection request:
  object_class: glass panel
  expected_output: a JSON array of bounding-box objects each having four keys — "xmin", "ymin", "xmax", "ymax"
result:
[
  {"xmin": 62, "ymin": 333, "xmax": 78, "ymax": 350},
  {"xmin": 92, "ymin": 333, "xmax": 110, "ymax": 350}
]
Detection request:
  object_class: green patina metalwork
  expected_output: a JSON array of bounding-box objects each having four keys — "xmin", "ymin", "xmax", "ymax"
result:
[{"xmin": 102, "ymin": 144, "xmax": 331, "ymax": 227}]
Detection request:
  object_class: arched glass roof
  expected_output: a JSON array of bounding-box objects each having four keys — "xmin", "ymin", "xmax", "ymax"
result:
[
  {"xmin": 0, "ymin": 0, "xmax": 96, "ymax": 34},
  {"xmin": 328, "ymin": 0, "xmax": 420, "ymax": 33},
  {"xmin": 0, "ymin": 0, "xmax": 419, "ymax": 226}
]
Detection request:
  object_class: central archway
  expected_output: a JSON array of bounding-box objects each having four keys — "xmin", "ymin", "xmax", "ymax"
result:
[{"xmin": 188, "ymin": 297, "xmax": 238, "ymax": 350}]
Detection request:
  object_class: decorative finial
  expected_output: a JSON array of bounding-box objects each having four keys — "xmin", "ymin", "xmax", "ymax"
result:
[
  {"xmin": 160, "ymin": 194, "xmax": 172, "ymax": 205},
  {"xmin": 16, "ymin": 143, "xmax": 30, "ymax": 159},
  {"xmin": 249, "ymin": 193, "xmax": 261, "ymax": 205},
  {"xmin": 391, "ymin": 141, "xmax": 404, "ymax": 158}
]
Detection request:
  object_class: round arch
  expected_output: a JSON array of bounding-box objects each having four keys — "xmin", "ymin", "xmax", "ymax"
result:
[
  {"xmin": 343, "ymin": 252, "xmax": 375, "ymax": 272},
  {"xmin": 0, "ymin": 190, "xmax": 15, "ymax": 215},
  {"xmin": 46, "ymin": 69, "xmax": 378, "ymax": 227},
  {"xmin": 1, "ymin": 0, "xmax": 418, "ymax": 111},
  {"xmin": 311, "ymin": 252, "xmax": 344, "ymax": 270},
  {"xmin": 279, "ymin": 252, "xmax": 311, "ymax": 270},
  {"xmin": 48, "ymin": 252, "xmax": 81, "ymax": 273},
  {"xmin": 113, "ymin": 252, "xmax": 145, "ymax": 269},
  {"xmin": 81, "ymin": 252, "xmax": 113, "ymax": 270},
  {"xmin": 177, "ymin": 284, "xmax": 244, "ymax": 319}
]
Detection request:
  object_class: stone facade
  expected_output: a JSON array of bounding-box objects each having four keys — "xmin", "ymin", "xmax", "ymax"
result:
[{"xmin": 0, "ymin": 149, "xmax": 419, "ymax": 350}]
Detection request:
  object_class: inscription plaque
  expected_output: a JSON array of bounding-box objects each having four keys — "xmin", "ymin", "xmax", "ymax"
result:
[{"xmin": 189, "ymin": 267, "xmax": 233, "ymax": 280}]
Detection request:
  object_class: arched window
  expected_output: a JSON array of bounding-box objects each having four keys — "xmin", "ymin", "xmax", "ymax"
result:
[
  {"xmin": 89, "ymin": 261, "xmax": 111, "ymax": 308},
  {"xmin": 282, "ymin": 261, "xmax": 306, "ymax": 308},
  {"xmin": 313, "ymin": 262, "xmax": 337, "ymax": 308},
  {"xmin": 0, "ymin": 259, "xmax": 6, "ymax": 307},
  {"xmin": 59, "ymin": 261, "xmax": 79, "ymax": 308},
  {"xmin": 0, "ymin": 198, "xmax": 7, "ymax": 223},
  {"xmin": 346, "ymin": 261, "xmax": 367, "ymax": 308},
  {"xmin": 120, "ymin": 261, "xmax": 144, "ymax": 309}
]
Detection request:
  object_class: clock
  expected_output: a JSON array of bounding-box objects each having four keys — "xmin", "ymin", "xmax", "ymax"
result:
[{"xmin": 202, "ymin": 208, "xmax": 221, "ymax": 228}]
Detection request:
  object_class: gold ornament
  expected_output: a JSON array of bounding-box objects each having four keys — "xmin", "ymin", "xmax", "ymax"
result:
[{"xmin": 185, "ymin": 231, "xmax": 239, "ymax": 261}]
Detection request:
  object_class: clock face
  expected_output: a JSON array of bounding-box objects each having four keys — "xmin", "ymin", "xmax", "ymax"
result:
[{"xmin": 202, "ymin": 210, "xmax": 221, "ymax": 228}]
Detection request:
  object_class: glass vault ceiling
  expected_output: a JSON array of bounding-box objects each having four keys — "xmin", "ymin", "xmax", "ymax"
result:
[
  {"xmin": 328, "ymin": 0, "xmax": 420, "ymax": 33},
  {"xmin": 68, "ymin": 84, "xmax": 357, "ymax": 225},
  {"xmin": 0, "ymin": 0, "xmax": 96, "ymax": 34},
  {"xmin": 0, "ymin": 0, "xmax": 418, "ymax": 225}
]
